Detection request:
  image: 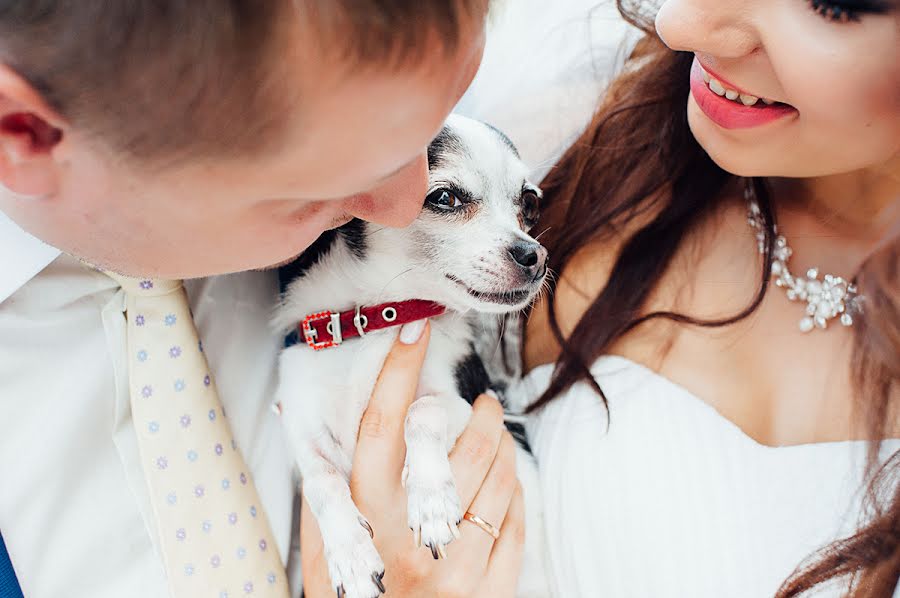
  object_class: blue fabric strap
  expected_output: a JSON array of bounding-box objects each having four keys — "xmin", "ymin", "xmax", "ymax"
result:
[
  {"xmin": 0, "ymin": 532, "xmax": 23, "ymax": 598},
  {"xmin": 284, "ymin": 328, "xmax": 300, "ymax": 348}
]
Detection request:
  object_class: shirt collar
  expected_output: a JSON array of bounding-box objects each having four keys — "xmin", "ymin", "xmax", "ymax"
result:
[{"xmin": 0, "ymin": 209, "xmax": 61, "ymax": 304}]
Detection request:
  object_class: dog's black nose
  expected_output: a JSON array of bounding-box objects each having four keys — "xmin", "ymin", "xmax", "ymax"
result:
[{"xmin": 508, "ymin": 241, "xmax": 548, "ymax": 282}]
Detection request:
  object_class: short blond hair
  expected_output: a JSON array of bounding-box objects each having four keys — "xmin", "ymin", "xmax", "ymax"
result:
[{"xmin": 0, "ymin": 0, "xmax": 489, "ymax": 160}]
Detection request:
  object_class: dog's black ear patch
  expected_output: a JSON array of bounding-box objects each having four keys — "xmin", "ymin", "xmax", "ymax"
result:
[
  {"xmin": 505, "ymin": 420, "xmax": 530, "ymax": 453},
  {"xmin": 454, "ymin": 349, "xmax": 492, "ymax": 404},
  {"xmin": 427, "ymin": 125, "xmax": 465, "ymax": 171},
  {"xmin": 278, "ymin": 219, "xmax": 369, "ymax": 292},
  {"xmin": 482, "ymin": 121, "xmax": 519, "ymax": 158},
  {"xmin": 278, "ymin": 228, "xmax": 339, "ymax": 292},
  {"xmin": 454, "ymin": 347, "xmax": 531, "ymax": 453},
  {"xmin": 338, "ymin": 218, "xmax": 368, "ymax": 261}
]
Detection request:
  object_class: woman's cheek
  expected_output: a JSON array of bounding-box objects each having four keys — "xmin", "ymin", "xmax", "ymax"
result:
[{"xmin": 786, "ymin": 39, "xmax": 894, "ymax": 136}]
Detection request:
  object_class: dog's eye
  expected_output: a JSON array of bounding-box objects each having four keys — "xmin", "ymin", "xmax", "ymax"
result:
[
  {"xmin": 426, "ymin": 189, "xmax": 464, "ymax": 211},
  {"xmin": 521, "ymin": 190, "xmax": 540, "ymax": 227}
]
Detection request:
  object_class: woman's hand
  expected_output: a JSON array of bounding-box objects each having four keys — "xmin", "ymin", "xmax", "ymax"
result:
[{"xmin": 300, "ymin": 320, "xmax": 526, "ymax": 597}]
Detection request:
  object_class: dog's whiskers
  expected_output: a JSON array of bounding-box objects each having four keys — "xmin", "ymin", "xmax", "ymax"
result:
[
  {"xmin": 365, "ymin": 226, "xmax": 389, "ymax": 236},
  {"xmin": 374, "ymin": 267, "xmax": 417, "ymax": 300},
  {"xmin": 534, "ymin": 226, "xmax": 553, "ymax": 242}
]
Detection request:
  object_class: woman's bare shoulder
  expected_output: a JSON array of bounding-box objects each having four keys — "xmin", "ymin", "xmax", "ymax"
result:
[
  {"xmin": 524, "ymin": 233, "xmax": 627, "ymax": 371},
  {"xmin": 522, "ymin": 188, "xmax": 741, "ymax": 373},
  {"xmin": 523, "ymin": 187, "xmax": 667, "ymax": 371}
]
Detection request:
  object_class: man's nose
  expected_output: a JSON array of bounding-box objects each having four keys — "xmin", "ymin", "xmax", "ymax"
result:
[
  {"xmin": 655, "ymin": 0, "xmax": 759, "ymax": 59},
  {"xmin": 345, "ymin": 154, "xmax": 427, "ymax": 228}
]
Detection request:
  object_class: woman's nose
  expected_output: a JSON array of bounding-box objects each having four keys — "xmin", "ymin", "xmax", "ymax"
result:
[{"xmin": 655, "ymin": 0, "xmax": 760, "ymax": 59}]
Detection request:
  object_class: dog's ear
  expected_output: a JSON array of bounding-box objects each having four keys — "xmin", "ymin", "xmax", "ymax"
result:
[
  {"xmin": 338, "ymin": 219, "xmax": 369, "ymax": 260},
  {"xmin": 481, "ymin": 121, "xmax": 520, "ymax": 159},
  {"xmin": 427, "ymin": 125, "xmax": 463, "ymax": 171},
  {"xmin": 520, "ymin": 186, "xmax": 541, "ymax": 230}
]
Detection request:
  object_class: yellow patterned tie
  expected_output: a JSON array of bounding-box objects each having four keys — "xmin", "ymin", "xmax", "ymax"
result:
[{"xmin": 108, "ymin": 274, "xmax": 289, "ymax": 598}]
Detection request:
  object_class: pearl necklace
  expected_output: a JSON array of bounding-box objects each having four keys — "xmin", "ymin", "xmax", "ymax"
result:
[{"xmin": 745, "ymin": 186, "xmax": 862, "ymax": 333}]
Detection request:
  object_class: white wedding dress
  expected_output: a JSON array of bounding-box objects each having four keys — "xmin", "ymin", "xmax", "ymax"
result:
[{"xmin": 512, "ymin": 355, "xmax": 900, "ymax": 598}]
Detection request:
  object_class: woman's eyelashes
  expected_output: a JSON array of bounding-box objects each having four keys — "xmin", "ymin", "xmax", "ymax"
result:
[{"xmin": 808, "ymin": 0, "xmax": 893, "ymax": 22}]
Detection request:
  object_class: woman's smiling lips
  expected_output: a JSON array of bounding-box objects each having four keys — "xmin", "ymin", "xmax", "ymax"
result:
[{"xmin": 689, "ymin": 57, "xmax": 799, "ymax": 129}]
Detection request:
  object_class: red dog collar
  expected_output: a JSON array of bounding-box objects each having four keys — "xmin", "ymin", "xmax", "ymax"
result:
[{"xmin": 300, "ymin": 300, "xmax": 446, "ymax": 350}]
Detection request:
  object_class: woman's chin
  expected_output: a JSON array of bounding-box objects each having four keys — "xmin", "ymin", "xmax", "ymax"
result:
[
  {"xmin": 687, "ymin": 102, "xmax": 792, "ymax": 179},
  {"xmin": 687, "ymin": 102, "xmax": 760, "ymax": 177}
]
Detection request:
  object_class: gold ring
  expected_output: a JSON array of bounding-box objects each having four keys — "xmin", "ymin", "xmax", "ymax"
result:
[{"xmin": 463, "ymin": 511, "xmax": 500, "ymax": 539}]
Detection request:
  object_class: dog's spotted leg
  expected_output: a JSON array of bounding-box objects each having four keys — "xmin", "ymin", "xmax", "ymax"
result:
[
  {"xmin": 403, "ymin": 394, "xmax": 472, "ymax": 558},
  {"xmin": 299, "ymin": 433, "xmax": 386, "ymax": 598}
]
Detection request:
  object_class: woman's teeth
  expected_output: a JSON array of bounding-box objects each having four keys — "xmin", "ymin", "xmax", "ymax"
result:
[{"xmin": 700, "ymin": 66, "xmax": 775, "ymax": 107}]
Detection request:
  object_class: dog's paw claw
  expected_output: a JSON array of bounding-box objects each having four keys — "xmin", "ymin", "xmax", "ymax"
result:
[
  {"xmin": 372, "ymin": 570, "xmax": 386, "ymax": 594},
  {"xmin": 426, "ymin": 542, "xmax": 449, "ymax": 560},
  {"xmin": 406, "ymin": 468, "xmax": 461, "ymax": 556},
  {"xmin": 358, "ymin": 516, "xmax": 374, "ymax": 539},
  {"xmin": 323, "ymin": 515, "xmax": 385, "ymax": 598}
]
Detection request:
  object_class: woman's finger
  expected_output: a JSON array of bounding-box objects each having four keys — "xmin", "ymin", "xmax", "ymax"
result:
[
  {"xmin": 299, "ymin": 496, "xmax": 332, "ymax": 597},
  {"xmin": 480, "ymin": 483, "xmax": 526, "ymax": 598},
  {"xmin": 454, "ymin": 432, "xmax": 518, "ymax": 565},
  {"xmin": 352, "ymin": 320, "xmax": 430, "ymax": 491},
  {"xmin": 449, "ymin": 392, "xmax": 506, "ymax": 508}
]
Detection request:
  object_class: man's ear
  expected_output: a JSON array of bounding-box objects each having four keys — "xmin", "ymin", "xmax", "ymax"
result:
[{"xmin": 0, "ymin": 64, "xmax": 66, "ymax": 198}]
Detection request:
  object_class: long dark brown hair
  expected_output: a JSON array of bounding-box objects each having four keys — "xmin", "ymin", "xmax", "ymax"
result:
[{"xmin": 530, "ymin": 1, "xmax": 900, "ymax": 595}]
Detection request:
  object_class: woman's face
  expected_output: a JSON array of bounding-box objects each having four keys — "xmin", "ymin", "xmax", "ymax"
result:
[{"xmin": 655, "ymin": 0, "xmax": 900, "ymax": 179}]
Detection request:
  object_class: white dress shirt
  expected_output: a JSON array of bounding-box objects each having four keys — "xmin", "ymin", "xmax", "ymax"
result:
[{"xmin": 0, "ymin": 211, "xmax": 298, "ymax": 598}]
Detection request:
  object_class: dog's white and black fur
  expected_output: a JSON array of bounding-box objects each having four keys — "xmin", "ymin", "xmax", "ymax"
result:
[{"xmin": 274, "ymin": 115, "xmax": 548, "ymax": 598}]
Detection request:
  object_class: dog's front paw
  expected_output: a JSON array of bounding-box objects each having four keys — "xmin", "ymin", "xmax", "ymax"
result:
[
  {"xmin": 322, "ymin": 516, "xmax": 386, "ymax": 598},
  {"xmin": 405, "ymin": 452, "xmax": 462, "ymax": 559}
]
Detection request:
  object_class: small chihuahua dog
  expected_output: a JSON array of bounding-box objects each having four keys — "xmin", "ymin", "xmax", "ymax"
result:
[{"xmin": 273, "ymin": 115, "xmax": 548, "ymax": 598}]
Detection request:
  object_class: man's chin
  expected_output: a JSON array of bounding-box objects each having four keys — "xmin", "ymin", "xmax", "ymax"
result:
[
  {"xmin": 257, "ymin": 255, "xmax": 302, "ymax": 271},
  {"xmin": 258, "ymin": 215, "xmax": 354, "ymax": 272}
]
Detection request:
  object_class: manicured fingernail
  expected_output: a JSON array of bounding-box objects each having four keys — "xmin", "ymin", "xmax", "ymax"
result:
[
  {"xmin": 485, "ymin": 389, "xmax": 499, "ymax": 400},
  {"xmin": 399, "ymin": 319, "xmax": 427, "ymax": 344}
]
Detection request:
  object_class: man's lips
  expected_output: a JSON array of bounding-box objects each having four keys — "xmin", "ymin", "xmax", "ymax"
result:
[
  {"xmin": 327, "ymin": 213, "xmax": 354, "ymax": 230},
  {"xmin": 289, "ymin": 201, "xmax": 353, "ymax": 231}
]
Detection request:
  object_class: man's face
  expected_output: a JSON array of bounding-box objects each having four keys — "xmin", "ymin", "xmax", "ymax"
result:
[{"xmin": 1, "ymin": 19, "xmax": 485, "ymax": 278}]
